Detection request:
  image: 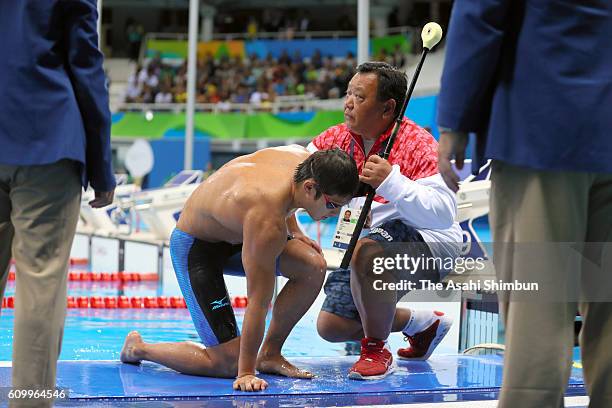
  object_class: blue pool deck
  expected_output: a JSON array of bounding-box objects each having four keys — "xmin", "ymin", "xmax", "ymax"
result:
[
  {"xmin": 0, "ymin": 354, "xmax": 585, "ymax": 407},
  {"xmin": 0, "ymin": 214, "xmax": 587, "ymax": 406}
]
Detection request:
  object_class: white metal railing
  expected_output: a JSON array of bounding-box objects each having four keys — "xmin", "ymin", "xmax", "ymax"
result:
[
  {"xmin": 118, "ymin": 97, "xmax": 344, "ymax": 114},
  {"xmin": 117, "ymin": 84, "xmax": 440, "ymax": 114}
]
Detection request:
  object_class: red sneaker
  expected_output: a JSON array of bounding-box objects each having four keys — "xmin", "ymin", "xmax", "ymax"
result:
[
  {"xmin": 348, "ymin": 338, "xmax": 396, "ymax": 380},
  {"xmin": 397, "ymin": 312, "xmax": 452, "ymax": 360}
]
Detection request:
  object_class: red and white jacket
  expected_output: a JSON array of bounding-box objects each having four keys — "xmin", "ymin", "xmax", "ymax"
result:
[{"xmin": 308, "ymin": 118, "xmax": 462, "ymax": 265}]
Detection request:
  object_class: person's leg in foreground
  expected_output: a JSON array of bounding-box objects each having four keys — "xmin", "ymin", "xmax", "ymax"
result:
[
  {"xmin": 5, "ymin": 161, "xmax": 81, "ymax": 408},
  {"xmin": 0, "ymin": 183, "xmax": 12, "ymax": 311},
  {"xmin": 491, "ymin": 162, "xmax": 612, "ymax": 408},
  {"xmin": 575, "ymin": 174, "xmax": 612, "ymax": 408}
]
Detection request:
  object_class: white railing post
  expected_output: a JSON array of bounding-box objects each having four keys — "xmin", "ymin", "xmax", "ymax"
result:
[
  {"xmin": 357, "ymin": 0, "xmax": 370, "ymax": 65},
  {"xmin": 185, "ymin": 0, "xmax": 199, "ymax": 171}
]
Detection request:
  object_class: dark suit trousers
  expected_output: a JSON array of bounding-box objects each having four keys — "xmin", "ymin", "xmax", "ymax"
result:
[
  {"xmin": 0, "ymin": 160, "xmax": 81, "ymax": 408},
  {"xmin": 490, "ymin": 161, "xmax": 612, "ymax": 408}
]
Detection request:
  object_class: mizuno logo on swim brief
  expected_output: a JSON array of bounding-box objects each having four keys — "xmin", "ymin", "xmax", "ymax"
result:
[{"xmin": 211, "ymin": 296, "xmax": 230, "ymax": 310}]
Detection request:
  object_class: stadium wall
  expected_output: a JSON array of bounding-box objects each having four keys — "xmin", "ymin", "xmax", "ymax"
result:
[{"xmin": 145, "ymin": 35, "xmax": 412, "ymax": 61}]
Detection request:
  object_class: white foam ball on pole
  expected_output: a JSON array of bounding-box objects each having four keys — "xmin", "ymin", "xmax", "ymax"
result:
[{"xmin": 421, "ymin": 22, "xmax": 443, "ymax": 50}]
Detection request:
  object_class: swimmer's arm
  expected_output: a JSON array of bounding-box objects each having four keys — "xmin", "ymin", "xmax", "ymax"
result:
[{"xmin": 239, "ymin": 216, "xmax": 286, "ymax": 378}]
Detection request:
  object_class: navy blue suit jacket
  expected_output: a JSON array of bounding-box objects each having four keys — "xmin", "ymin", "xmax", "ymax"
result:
[
  {"xmin": 0, "ymin": 0, "xmax": 115, "ymax": 191},
  {"xmin": 437, "ymin": 0, "xmax": 612, "ymax": 173}
]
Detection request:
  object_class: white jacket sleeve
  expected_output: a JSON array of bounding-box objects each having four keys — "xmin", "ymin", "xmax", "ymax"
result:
[
  {"xmin": 376, "ymin": 165, "xmax": 457, "ymax": 229},
  {"xmin": 306, "ymin": 142, "xmax": 319, "ymax": 153}
]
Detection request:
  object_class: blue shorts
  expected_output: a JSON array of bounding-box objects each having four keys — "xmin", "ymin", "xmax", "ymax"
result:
[
  {"xmin": 321, "ymin": 219, "xmax": 439, "ymax": 321},
  {"xmin": 170, "ymin": 228, "xmax": 282, "ymax": 347}
]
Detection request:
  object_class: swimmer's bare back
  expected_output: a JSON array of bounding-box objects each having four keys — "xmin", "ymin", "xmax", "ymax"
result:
[{"xmin": 177, "ymin": 145, "xmax": 309, "ymax": 244}]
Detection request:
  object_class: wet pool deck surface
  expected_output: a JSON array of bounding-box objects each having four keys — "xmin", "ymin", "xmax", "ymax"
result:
[{"xmin": 0, "ymin": 355, "xmax": 585, "ymax": 407}]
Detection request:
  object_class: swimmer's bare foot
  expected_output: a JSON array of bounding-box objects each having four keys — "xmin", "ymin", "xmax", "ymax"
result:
[
  {"xmin": 120, "ymin": 331, "xmax": 144, "ymax": 364},
  {"xmin": 256, "ymin": 353, "xmax": 314, "ymax": 379}
]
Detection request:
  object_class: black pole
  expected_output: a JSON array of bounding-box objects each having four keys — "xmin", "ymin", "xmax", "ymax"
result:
[{"xmin": 339, "ymin": 47, "xmax": 431, "ymax": 269}]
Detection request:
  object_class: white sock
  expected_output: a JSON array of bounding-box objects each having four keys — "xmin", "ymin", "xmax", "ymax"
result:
[{"xmin": 403, "ymin": 309, "xmax": 443, "ymax": 336}]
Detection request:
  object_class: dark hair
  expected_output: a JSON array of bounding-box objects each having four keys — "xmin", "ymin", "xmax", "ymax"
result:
[
  {"xmin": 294, "ymin": 149, "xmax": 359, "ymax": 198},
  {"xmin": 356, "ymin": 61, "xmax": 407, "ymax": 118}
]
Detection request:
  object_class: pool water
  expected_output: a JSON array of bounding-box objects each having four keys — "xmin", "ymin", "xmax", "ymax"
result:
[
  {"xmin": 0, "ymin": 308, "xmax": 350, "ymax": 361},
  {"xmin": 0, "ymin": 216, "xmax": 488, "ymax": 362}
]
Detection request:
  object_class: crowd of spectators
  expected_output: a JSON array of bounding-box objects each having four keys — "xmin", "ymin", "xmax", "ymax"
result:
[{"xmin": 124, "ymin": 47, "xmax": 407, "ymax": 107}]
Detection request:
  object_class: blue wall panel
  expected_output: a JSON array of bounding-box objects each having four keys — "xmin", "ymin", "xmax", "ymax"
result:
[{"xmin": 148, "ymin": 138, "xmax": 211, "ymax": 187}]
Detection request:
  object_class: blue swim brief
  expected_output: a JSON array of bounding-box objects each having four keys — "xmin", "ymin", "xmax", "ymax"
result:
[{"xmin": 170, "ymin": 228, "xmax": 282, "ymax": 347}]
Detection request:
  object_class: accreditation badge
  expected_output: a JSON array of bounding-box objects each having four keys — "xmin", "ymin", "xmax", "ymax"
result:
[{"xmin": 331, "ymin": 206, "xmax": 369, "ymax": 252}]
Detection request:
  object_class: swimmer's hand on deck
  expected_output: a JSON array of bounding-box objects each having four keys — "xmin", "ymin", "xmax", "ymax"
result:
[
  {"xmin": 233, "ymin": 373, "xmax": 268, "ymax": 392},
  {"xmin": 291, "ymin": 232, "xmax": 323, "ymax": 255}
]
